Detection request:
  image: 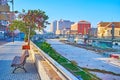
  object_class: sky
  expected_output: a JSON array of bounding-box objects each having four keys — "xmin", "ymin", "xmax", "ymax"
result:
[{"xmin": 9, "ymin": 0, "xmax": 120, "ymax": 30}]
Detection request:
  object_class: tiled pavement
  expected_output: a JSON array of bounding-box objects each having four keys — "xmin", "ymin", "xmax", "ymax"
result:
[{"xmin": 0, "ymin": 41, "xmax": 40, "ymax": 80}]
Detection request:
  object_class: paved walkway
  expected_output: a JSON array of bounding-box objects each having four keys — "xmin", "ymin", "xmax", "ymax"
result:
[
  {"xmin": 0, "ymin": 41, "xmax": 7, "ymax": 45},
  {"xmin": 0, "ymin": 41, "xmax": 40, "ymax": 80}
]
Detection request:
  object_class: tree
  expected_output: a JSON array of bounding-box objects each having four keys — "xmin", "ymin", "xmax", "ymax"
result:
[
  {"xmin": 9, "ymin": 20, "xmax": 30, "ymax": 40},
  {"xmin": 9, "ymin": 20, "xmax": 25, "ymax": 42},
  {"xmin": 22, "ymin": 9, "xmax": 49, "ymax": 44},
  {"xmin": 10, "ymin": 9, "xmax": 49, "ymax": 44}
]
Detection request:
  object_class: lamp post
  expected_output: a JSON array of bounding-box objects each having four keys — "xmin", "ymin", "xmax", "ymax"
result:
[
  {"xmin": 8, "ymin": 0, "xmax": 14, "ymax": 42},
  {"xmin": 8, "ymin": 0, "xmax": 14, "ymax": 12},
  {"xmin": 11, "ymin": 0, "xmax": 14, "ymax": 42},
  {"xmin": 111, "ymin": 23, "xmax": 115, "ymax": 43}
]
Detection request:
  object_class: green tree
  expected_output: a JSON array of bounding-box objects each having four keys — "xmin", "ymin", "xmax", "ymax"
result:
[
  {"xmin": 22, "ymin": 9, "xmax": 49, "ymax": 44},
  {"xmin": 10, "ymin": 20, "xmax": 29, "ymax": 40},
  {"xmin": 10, "ymin": 9, "xmax": 49, "ymax": 44},
  {"xmin": 9, "ymin": 20, "xmax": 25, "ymax": 42}
]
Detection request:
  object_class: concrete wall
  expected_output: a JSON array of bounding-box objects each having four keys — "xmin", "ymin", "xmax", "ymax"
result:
[
  {"xmin": 30, "ymin": 49, "xmax": 50, "ymax": 80},
  {"xmin": 30, "ymin": 41, "xmax": 79, "ymax": 80}
]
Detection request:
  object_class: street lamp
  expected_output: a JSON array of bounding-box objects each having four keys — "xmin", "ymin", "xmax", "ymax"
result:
[
  {"xmin": 111, "ymin": 23, "xmax": 115, "ymax": 42},
  {"xmin": 8, "ymin": 0, "xmax": 14, "ymax": 42}
]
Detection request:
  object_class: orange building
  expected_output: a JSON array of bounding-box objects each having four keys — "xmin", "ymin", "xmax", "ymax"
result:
[{"xmin": 70, "ymin": 20, "xmax": 91, "ymax": 35}]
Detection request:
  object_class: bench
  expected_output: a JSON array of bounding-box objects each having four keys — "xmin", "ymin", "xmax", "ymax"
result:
[{"xmin": 11, "ymin": 50, "xmax": 29, "ymax": 73}]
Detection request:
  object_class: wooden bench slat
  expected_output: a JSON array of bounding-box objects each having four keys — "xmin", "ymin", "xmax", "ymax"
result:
[
  {"xmin": 11, "ymin": 50, "xmax": 29, "ymax": 73},
  {"xmin": 11, "ymin": 56, "xmax": 21, "ymax": 67}
]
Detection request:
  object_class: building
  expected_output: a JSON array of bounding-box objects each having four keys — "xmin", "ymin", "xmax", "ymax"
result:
[
  {"xmin": 0, "ymin": 0, "xmax": 16, "ymax": 39},
  {"xmin": 0, "ymin": 0, "xmax": 10, "ymax": 27},
  {"xmin": 70, "ymin": 20, "xmax": 91, "ymax": 35},
  {"xmin": 55, "ymin": 19, "xmax": 74, "ymax": 35},
  {"xmin": 0, "ymin": 0, "xmax": 10, "ymax": 20},
  {"xmin": 50, "ymin": 20, "xmax": 57, "ymax": 34},
  {"xmin": 0, "ymin": 0, "xmax": 9, "ymax": 39},
  {"xmin": 89, "ymin": 28, "xmax": 97, "ymax": 37},
  {"xmin": 97, "ymin": 22, "xmax": 120, "ymax": 38}
]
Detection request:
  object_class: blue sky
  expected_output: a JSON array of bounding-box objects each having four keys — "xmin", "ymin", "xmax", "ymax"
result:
[{"xmin": 9, "ymin": 0, "xmax": 120, "ymax": 29}]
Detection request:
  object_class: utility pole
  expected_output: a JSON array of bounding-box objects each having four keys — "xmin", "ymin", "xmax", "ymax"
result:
[
  {"xmin": 11, "ymin": 0, "xmax": 14, "ymax": 12},
  {"xmin": 111, "ymin": 23, "xmax": 115, "ymax": 41},
  {"xmin": 111, "ymin": 23, "xmax": 115, "ymax": 46}
]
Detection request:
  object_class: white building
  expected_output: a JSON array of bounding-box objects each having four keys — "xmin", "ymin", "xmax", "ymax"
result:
[
  {"xmin": 50, "ymin": 20, "xmax": 57, "ymax": 34},
  {"xmin": 50, "ymin": 19, "xmax": 74, "ymax": 35}
]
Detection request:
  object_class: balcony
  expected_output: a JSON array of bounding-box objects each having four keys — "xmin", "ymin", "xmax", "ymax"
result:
[
  {"xmin": 0, "ymin": 5, "xmax": 10, "ymax": 12},
  {"xmin": 0, "ymin": 14, "xmax": 8, "ymax": 20}
]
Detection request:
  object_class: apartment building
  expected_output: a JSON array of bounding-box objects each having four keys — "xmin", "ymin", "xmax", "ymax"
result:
[{"xmin": 50, "ymin": 20, "xmax": 57, "ymax": 34}]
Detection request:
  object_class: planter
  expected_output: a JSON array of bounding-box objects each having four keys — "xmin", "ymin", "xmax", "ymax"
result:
[{"xmin": 22, "ymin": 45, "xmax": 30, "ymax": 50}]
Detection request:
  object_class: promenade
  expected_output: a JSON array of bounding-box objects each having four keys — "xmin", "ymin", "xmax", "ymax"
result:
[{"xmin": 0, "ymin": 41, "xmax": 40, "ymax": 80}]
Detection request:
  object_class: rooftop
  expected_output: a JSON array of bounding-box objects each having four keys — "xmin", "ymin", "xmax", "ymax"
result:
[{"xmin": 98, "ymin": 22, "xmax": 120, "ymax": 28}]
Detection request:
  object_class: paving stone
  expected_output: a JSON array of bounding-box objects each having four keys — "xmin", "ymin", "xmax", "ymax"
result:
[{"xmin": 0, "ymin": 41, "xmax": 40, "ymax": 80}]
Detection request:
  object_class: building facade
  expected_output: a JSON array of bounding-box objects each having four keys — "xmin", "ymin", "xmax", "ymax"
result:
[
  {"xmin": 71, "ymin": 20, "xmax": 91, "ymax": 35},
  {"xmin": 0, "ymin": 0, "xmax": 9, "ymax": 39},
  {"xmin": 97, "ymin": 22, "xmax": 120, "ymax": 38},
  {"xmin": 50, "ymin": 20, "xmax": 57, "ymax": 34},
  {"xmin": 89, "ymin": 28, "xmax": 97, "ymax": 37},
  {"xmin": 0, "ymin": 0, "xmax": 10, "ymax": 30},
  {"xmin": 50, "ymin": 19, "xmax": 74, "ymax": 35},
  {"xmin": 56, "ymin": 19, "xmax": 74, "ymax": 35}
]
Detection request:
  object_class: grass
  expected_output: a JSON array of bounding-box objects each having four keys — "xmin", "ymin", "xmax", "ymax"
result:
[
  {"xmin": 82, "ymin": 67, "xmax": 120, "ymax": 76},
  {"xmin": 62, "ymin": 63, "xmax": 80, "ymax": 71},
  {"xmin": 57, "ymin": 56, "xmax": 69, "ymax": 63},
  {"xmin": 74, "ymin": 71, "xmax": 94, "ymax": 80}
]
